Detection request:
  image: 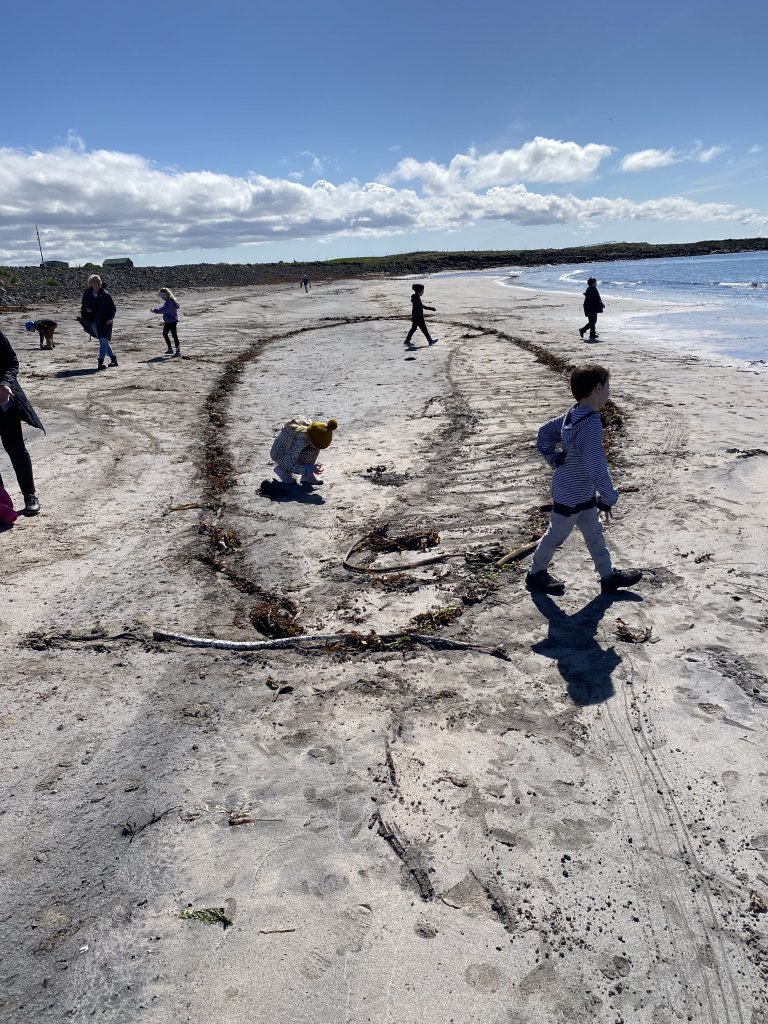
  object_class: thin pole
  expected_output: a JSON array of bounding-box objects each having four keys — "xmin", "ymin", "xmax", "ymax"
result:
[{"xmin": 36, "ymin": 225, "xmax": 45, "ymax": 267}]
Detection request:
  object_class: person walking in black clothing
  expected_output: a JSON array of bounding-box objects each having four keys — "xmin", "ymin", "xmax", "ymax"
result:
[
  {"xmin": 579, "ymin": 277, "xmax": 604, "ymax": 340},
  {"xmin": 81, "ymin": 274, "xmax": 118, "ymax": 370},
  {"xmin": 0, "ymin": 330, "xmax": 43, "ymax": 515},
  {"xmin": 404, "ymin": 283, "xmax": 438, "ymax": 349}
]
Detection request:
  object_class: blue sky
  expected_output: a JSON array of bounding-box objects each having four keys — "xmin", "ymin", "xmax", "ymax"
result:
[{"xmin": 2, "ymin": 0, "xmax": 766, "ymax": 265}]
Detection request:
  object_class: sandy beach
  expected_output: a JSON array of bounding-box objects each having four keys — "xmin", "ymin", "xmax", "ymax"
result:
[{"xmin": 1, "ymin": 275, "xmax": 767, "ymax": 1023}]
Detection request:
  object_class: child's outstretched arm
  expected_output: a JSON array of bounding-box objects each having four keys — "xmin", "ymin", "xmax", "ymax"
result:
[{"xmin": 536, "ymin": 414, "xmax": 565, "ymax": 468}]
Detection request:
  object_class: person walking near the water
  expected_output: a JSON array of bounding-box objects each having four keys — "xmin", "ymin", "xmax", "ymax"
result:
[
  {"xmin": 151, "ymin": 288, "xmax": 181, "ymax": 356},
  {"xmin": 404, "ymin": 283, "xmax": 438, "ymax": 349},
  {"xmin": 301, "ymin": 275, "xmax": 311, "ymax": 293},
  {"xmin": 26, "ymin": 318, "xmax": 58, "ymax": 350},
  {"xmin": 579, "ymin": 277, "xmax": 604, "ymax": 340},
  {"xmin": 525, "ymin": 363, "xmax": 642, "ymax": 596},
  {"xmin": 81, "ymin": 274, "xmax": 118, "ymax": 370},
  {"xmin": 0, "ymin": 329, "xmax": 43, "ymax": 516}
]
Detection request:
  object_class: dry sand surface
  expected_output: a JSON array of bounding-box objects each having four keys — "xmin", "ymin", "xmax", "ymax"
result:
[{"xmin": 1, "ymin": 276, "xmax": 767, "ymax": 1024}]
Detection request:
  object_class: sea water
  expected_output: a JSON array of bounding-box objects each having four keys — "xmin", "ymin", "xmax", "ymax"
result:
[
  {"xmin": 436, "ymin": 250, "xmax": 768, "ymax": 369},
  {"xmin": 507, "ymin": 251, "xmax": 768, "ymax": 369}
]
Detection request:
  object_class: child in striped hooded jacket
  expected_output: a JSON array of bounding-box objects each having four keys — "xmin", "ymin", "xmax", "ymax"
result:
[{"xmin": 525, "ymin": 364, "xmax": 642, "ymax": 596}]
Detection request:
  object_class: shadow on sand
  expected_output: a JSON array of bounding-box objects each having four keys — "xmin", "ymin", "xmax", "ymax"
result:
[
  {"xmin": 531, "ymin": 590, "xmax": 642, "ymax": 706},
  {"xmin": 54, "ymin": 367, "xmax": 100, "ymax": 378},
  {"xmin": 259, "ymin": 479, "xmax": 324, "ymax": 505}
]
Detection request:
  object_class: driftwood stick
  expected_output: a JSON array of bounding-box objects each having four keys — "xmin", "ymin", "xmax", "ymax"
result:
[
  {"xmin": 152, "ymin": 628, "xmax": 507, "ymax": 658},
  {"xmin": 494, "ymin": 540, "xmax": 539, "ymax": 568},
  {"xmin": 342, "ymin": 537, "xmax": 461, "ymax": 574},
  {"xmin": 163, "ymin": 502, "xmax": 204, "ymax": 515}
]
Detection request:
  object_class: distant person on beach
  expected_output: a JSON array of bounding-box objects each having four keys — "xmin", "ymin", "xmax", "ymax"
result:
[
  {"xmin": 26, "ymin": 318, "xmax": 58, "ymax": 350},
  {"xmin": 301, "ymin": 276, "xmax": 311, "ymax": 292},
  {"xmin": 150, "ymin": 288, "xmax": 181, "ymax": 356},
  {"xmin": 0, "ymin": 329, "xmax": 43, "ymax": 516},
  {"xmin": 525, "ymin": 363, "xmax": 642, "ymax": 596},
  {"xmin": 81, "ymin": 274, "xmax": 118, "ymax": 370},
  {"xmin": 404, "ymin": 283, "xmax": 438, "ymax": 349},
  {"xmin": 270, "ymin": 417, "xmax": 337, "ymax": 485},
  {"xmin": 579, "ymin": 277, "xmax": 604, "ymax": 340}
]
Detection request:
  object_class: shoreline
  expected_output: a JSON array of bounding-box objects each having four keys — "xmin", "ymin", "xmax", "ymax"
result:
[{"xmin": 1, "ymin": 276, "xmax": 766, "ymax": 1023}]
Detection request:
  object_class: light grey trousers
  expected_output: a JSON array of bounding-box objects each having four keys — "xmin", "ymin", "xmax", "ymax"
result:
[{"xmin": 530, "ymin": 506, "xmax": 614, "ymax": 578}]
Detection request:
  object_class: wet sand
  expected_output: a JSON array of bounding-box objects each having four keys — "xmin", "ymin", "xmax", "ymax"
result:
[{"xmin": 1, "ymin": 276, "xmax": 767, "ymax": 1023}]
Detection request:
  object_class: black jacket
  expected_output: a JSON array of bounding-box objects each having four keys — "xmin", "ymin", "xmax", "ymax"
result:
[
  {"xmin": 583, "ymin": 284, "xmax": 604, "ymax": 317},
  {"xmin": 0, "ymin": 331, "xmax": 44, "ymax": 431},
  {"xmin": 81, "ymin": 286, "xmax": 117, "ymax": 339}
]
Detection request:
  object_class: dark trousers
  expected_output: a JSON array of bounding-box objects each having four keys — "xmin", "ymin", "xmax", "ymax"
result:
[
  {"xmin": 581, "ymin": 314, "xmax": 598, "ymax": 337},
  {"xmin": 406, "ymin": 316, "xmax": 432, "ymax": 343},
  {"xmin": 163, "ymin": 322, "xmax": 180, "ymax": 348},
  {"xmin": 0, "ymin": 410, "xmax": 35, "ymax": 495}
]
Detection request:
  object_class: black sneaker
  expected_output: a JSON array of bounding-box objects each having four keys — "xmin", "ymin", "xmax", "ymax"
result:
[
  {"xmin": 525, "ymin": 569, "xmax": 565, "ymax": 594},
  {"xmin": 579, "ymin": 327, "xmax": 586, "ymax": 338},
  {"xmin": 97, "ymin": 361, "xmax": 106, "ymax": 371},
  {"xmin": 23, "ymin": 494, "xmax": 41, "ymax": 516},
  {"xmin": 601, "ymin": 568, "xmax": 643, "ymax": 594},
  {"xmin": 166, "ymin": 347, "xmax": 174, "ymax": 354},
  {"xmin": 173, "ymin": 349, "xmax": 181, "ymax": 358},
  {"xmin": 109, "ymin": 357, "xmax": 119, "ymax": 367}
]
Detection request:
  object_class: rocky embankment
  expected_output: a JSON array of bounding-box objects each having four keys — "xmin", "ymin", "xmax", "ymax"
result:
[
  {"xmin": 1, "ymin": 236, "xmax": 766, "ymax": 308},
  {"xmin": 0, "ymin": 262, "xmax": 345, "ymax": 308}
]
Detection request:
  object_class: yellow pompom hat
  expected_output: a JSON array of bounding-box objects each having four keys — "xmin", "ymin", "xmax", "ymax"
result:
[{"xmin": 307, "ymin": 418, "xmax": 338, "ymax": 449}]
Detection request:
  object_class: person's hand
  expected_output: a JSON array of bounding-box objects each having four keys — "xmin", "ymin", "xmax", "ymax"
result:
[
  {"xmin": 0, "ymin": 384, "xmax": 12, "ymax": 404},
  {"xmin": 106, "ymin": 320, "xmax": 113, "ymax": 326},
  {"xmin": 315, "ymin": 463, "xmax": 324, "ymax": 473},
  {"xmin": 601, "ymin": 507, "xmax": 613, "ymax": 525}
]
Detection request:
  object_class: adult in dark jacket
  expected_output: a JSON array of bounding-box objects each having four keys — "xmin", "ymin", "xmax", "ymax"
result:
[
  {"xmin": 0, "ymin": 330, "xmax": 43, "ymax": 515},
  {"xmin": 579, "ymin": 277, "xmax": 604, "ymax": 340},
  {"xmin": 81, "ymin": 274, "xmax": 118, "ymax": 370}
]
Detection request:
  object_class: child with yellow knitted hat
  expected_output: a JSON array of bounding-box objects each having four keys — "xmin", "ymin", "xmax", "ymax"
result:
[{"xmin": 270, "ymin": 417, "xmax": 337, "ymax": 486}]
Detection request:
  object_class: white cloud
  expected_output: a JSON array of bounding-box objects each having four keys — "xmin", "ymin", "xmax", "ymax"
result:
[
  {"xmin": 383, "ymin": 137, "xmax": 613, "ymax": 191},
  {"xmin": 620, "ymin": 148, "xmax": 680, "ymax": 172},
  {"xmin": 0, "ymin": 141, "xmax": 764, "ymax": 263},
  {"xmin": 749, "ymin": 144, "xmax": 763, "ymax": 154},
  {"xmin": 621, "ymin": 142, "xmax": 727, "ymax": 172},
  {"xmin": 694, "ymin": 144, "xmax": 727, "ymax": 163}
]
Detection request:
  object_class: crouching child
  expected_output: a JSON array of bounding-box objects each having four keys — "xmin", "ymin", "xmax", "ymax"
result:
[
  {"xmin": 26, "ymin": 319, "xmax": 58, "ymax": 350},
  {"xmin": 525, "ymin": 364, "xmax": 642, "ymax": 595},
  {"xmin": 270, "ymin": 417, "xmax": 337, "ymax": 485}
]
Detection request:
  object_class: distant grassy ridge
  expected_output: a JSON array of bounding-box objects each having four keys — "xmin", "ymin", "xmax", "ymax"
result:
[
  {"xmin": 1, "ymin": 236, "xmax": 766, "ymax": 307},
  {"xmin": 324, "ymin": 237, "xmax": 768, "ymax": 273}
]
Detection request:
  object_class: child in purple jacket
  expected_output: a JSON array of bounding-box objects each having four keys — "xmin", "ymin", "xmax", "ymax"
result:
[{"xmin": 150, "ymin": 288, "xmax": 181, "ymax": 357}]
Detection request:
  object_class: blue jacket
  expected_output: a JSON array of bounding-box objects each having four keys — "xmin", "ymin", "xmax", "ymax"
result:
[{"xmin": 151, "ymin": 299, "xmax": 180, "ymax": 323}]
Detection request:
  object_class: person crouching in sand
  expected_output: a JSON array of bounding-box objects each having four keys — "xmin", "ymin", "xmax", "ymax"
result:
[
  {"xmin": 270, "ymin": 417, "xmax": 337, "ymax": 485},
  {"xmin": 405, "ymin": 283, "xmax": 438, "ymax": 349},
  {"xmin": 26, "ymin": 319, "xmax": 58, "ymax": 350},
  {"xmin": 525, "ymin": 363, "xmax": 642, "ymax": 596}
]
